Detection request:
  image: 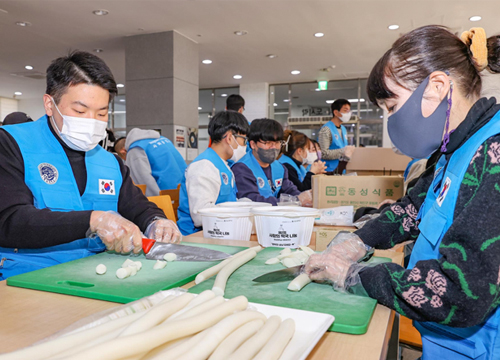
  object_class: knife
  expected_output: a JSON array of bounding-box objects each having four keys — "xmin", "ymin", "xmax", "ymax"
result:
[
  {"xmin": 252, "ymin": 248, "xmax": 375, "ymax": 283},
  {"xmin": 142, "ymin": 238, "xmax": 232, "ymax": 261}
]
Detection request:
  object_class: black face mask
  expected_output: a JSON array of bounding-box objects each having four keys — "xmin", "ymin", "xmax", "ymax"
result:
[{"xmin": 256, "ymin": 147, "xmax": 280, "ymax": 164}]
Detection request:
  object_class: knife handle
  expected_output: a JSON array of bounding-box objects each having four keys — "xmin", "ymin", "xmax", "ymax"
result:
[{"xmin": 142, "ymin": 238, "xmax": 156, "ymax": 254}]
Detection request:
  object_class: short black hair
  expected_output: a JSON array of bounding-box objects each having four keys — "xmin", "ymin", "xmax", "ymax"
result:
[
  {"xmin": 3, "ymin": 112, "xmax": 32, "ymax": 125},
  {"xmin": 331, "ymin": 99, "xmax": 351, "ymax": 115},
  {"xmin": 209, "ymin": 111, "xmax": 250, "ymax": 143},
  {"xmin": 46, "ymin": 50, "xmax": 118, "ymax": 104},
  {"xmin": 226, "ymin": 94, "xmax": 245, "ymax": 112},
  {"xmin": 248, "ymin": 118, "xmax": 283, "ymax": 143}
]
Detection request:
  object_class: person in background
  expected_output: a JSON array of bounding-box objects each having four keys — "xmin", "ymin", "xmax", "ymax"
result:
[
  {"xmin": 125, "ymin": 128, "xmax": 187, "ymax": 197},
  {"xmin": 177, "ymin": 111, "xmax": 250, "ymax": 235},
  {"xmin": 310, "ymin": 139, "xmax": 322, "ymax": 160},
  {"xmin": 232, "ymin": 119, "xmax": 312, "ymax": 206},
  {"xmin": 318, "ymin": 99, "xmax": 355, "ymax": 173},
  {"xmin": 100, "ymin": 128, "xmax": 116, "ymax": 152},
  {"xmin": 0, "ymin": 51, "xmax": 180, "ymax": 280},
  {"xmin": 114, "ymin": 137, "xmax": 127, "ymax": 160},
  {"xmin": 2, "ymin": 112, "xmax": 33, "ymax": 126},
  {"xmin": 279, "ymin": 130, "xmax": 326, "ymax": 191},
  {"xmin": 226, "ymin": 94, "xmax": 245, "ymax": 113},
  {"xmin": 304, "ymin": 26, "xmax": 500, "ymax": 359}
]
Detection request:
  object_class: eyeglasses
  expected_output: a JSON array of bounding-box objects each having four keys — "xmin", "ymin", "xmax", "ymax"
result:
[
  {"xmin": 233, "ymin": 134, "xmax": 248, "ymax": 145},
  {"xmin": 258, "ymin": 140, "xmax": 286, "ymax": 149}
]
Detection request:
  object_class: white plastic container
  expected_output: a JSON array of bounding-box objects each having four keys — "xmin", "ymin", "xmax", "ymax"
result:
[
  {"xmin": 251, "ymin": 207, "xmax": 321, "ymax": 248},
  {"xmin": 217, "ymin": 201, "xmax": 272, "ymax": 234},
  {"xmin": 197, "ymin": 207, "xmax": 253, "ymax": 241}
]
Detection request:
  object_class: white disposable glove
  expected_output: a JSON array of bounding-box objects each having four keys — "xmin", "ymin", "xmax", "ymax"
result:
[
  {"xmin": 145, "ymin": 218, "xmax": 182, "ymax": 244},
  {"xmin": 298, "ymin": 190, "xmax": 313, "ymax": 207},
  {"xmin": 343, "ymin": 145, "xmax": 356, "ymax": 160}
]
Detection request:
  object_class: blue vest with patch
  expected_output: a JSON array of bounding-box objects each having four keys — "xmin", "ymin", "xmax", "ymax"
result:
[
  {"xmin": 321, "ymin": 122, "xmax": 348, "ymax": 171},
  {"xmin": 0, "ymin": 117, "xmax": 122, "ymax": 280},
  {"xmin": 408, "ymin": 110, "xmax": 500, "ymax": 360},
  {"xmin": 177, "ymin": 148, "xmax": 236, "ymax": 236},
  {"xmin": 278, "ymin": 154, "xmax": 307, "ymax": 182},
  {"xmin": 236, "ymin": 151, "xmax": 284, "ymax": 198},
  {"xmin": 129, "ymin": 137, "xmax": 187, "ymax": 190}
]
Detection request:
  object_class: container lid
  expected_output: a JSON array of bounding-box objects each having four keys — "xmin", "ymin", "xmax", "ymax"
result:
[
  {"xmin": 198, "ymin": 207, "xmax": 251, "ymax": 218},
  {"xmin": 217, "ymin": 201, "xmax": 272, "ymax": 208},
  {"xmin": 250, "ymin": 207, "xmax": 321, "ymax": 218}
]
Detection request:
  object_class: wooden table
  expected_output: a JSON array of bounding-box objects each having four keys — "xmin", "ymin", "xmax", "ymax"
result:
[{"xmin": 0, "ymin": 234, "xmax": 403, "ymax": 359}]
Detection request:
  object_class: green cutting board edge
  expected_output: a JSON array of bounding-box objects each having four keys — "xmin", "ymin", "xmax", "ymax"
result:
[
  {"xmin": 7, "ymin": 243, "xmax": 246, "ymax": 303},
  {"xmin": 189, "ymin": 247, "xmax": 390, "ymax": 335}
]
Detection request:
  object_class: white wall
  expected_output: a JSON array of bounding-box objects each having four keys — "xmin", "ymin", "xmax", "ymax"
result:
[
  {"xmin": 17, "ymin": 98, "xmax": 46, "ymax": 121},
  {"xmin": 239, "ymin": 82, "xmax": 269, "ymax": 122},
  {"xmin": 0, "ymin": 98, "xmax": 19, "ymax": 123}
]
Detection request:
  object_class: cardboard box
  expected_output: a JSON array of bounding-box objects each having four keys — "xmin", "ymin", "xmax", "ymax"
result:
[
  {"xmin": 312, "ymin": 175, "xmax": 404, "ymax": 210},
  {"xmin": 314, "ymin": 227, "xmax": 356, "ymax": 252},
  {"xmin": 346, "ymin": 148, "xmax": 411, "ymax": 173}
]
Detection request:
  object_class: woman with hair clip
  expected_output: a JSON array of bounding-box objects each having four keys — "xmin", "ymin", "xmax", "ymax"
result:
[
  {"xmin": 304, "ymin": 26, "xmax": 500, "ymax": 359},
  {"xmin": 279, "ymin": 130, "xmax": 326, "ymax": 191}
]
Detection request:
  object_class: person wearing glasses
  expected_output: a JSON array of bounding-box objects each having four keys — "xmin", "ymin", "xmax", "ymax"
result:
[
  {"xmin": 232, "ymin": 118, "xmax": 313, "ymax": 206},
  {"xmin": 177, "ymin": 111, "xmax": 250, "ymax": 235}
]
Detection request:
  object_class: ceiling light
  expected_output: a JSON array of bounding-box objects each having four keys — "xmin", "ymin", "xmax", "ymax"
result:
[
  {"xmin": 291, "ymin": 70, "xmax": 300, "ymax": 75},
  {"xmin": 117, "ymin": 84, "xmax": 125, "ymax": 88},
  {"xmin": 469, "ymin": 15, "xmax": 482, "ymax": 22},
  {"xmin": 273, "ymin": 103, "xmax": 278, "ymax": 107},
  {"xmin": 15, "ymin": 21, "xmax": 31, "ymax": 27},
  {"xmin": 202, "ymin": 59, "xmax": 212, "ymax": 64},
  {"xmin": 326, "ymin": 100, "xmax": 334, "ymax": 104},
  {"xmin": 234, "ymin": 30, "xmax": 248, "ymax": 36},
  {"xmin": 266, "ymin": 54, "xmax": 277, "ymax": 59},
  {"xmin": 314, "ymin": 32, "xmax": 324, "ymax": 38},
  {"xmin": 119, "ymin": 99, "xmax": 125, "ymax": 102},
  {"xmin": 198, "ymin": 107, "xmax": 202, "ymax": 110},
  {"xmin": 388, "ymin": 24, "xmax": 399, "ymax": 30},
  {"xmin": 92, "ymin": 9, "xmax": 109, "ymax": 16},
  {"xmin": 94, "ymin": 48, "xmax": 104, "ymax": 53},
  {"xmin": 315, "ymin": 88, "xmax": 321, "ymax": 91},
  {"xmin": 14, "ymin": 91, "xmax": 22, "ymax": 96},
  {"xmin": 348, "ymin": 98, "xmax": 365, "ymax": 103},
  {"xmin": 233, "ymin": 75, "xmax": 242, "ymax": 80},
  {"xmin": 25, "ymin": 65, "xmax": 33, "ymax": 70},
  {"xmin": 221, "ymin": 94, "xmax": 228, "ymax": 97},
  {"xmin": 283, "ymin": 99, "xmax": 290, "ymax": 103}
]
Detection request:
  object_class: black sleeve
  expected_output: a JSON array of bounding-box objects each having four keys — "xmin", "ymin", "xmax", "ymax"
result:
[
  {"xmin": 115, "ymin": 156, "xmax": 165, "ymax": 232},
  {"xmin": 232, "ymin": 162, "xmax": 279, "ymax": 205},
  {"xmin": 0, "ymin": 129, "xmax": 92, "ymax": 248},
  {"xmin": 282, "ymin": 163, "xmax": 312, "ymax": 192}
]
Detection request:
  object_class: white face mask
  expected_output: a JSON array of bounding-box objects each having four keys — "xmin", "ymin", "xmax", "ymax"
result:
[
  {"xmin": 339, "ymin": 111, "xmax": 352, "ymax": 123},
  {"xmin": 229, "ymin": 135, "xmax": 247, "ymax": 162},
  {"xmin": 305, "ymin": 151, "xmax": 318, "ymax": 165},
  {"xmin": 51, "ymin": 97, "xmax": 108, "ymax": 152}
]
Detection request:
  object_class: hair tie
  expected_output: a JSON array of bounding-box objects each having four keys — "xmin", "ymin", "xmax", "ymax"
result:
[{"xmin": 461, "ymin": 27, "xmax": 488, "ymax": 71}]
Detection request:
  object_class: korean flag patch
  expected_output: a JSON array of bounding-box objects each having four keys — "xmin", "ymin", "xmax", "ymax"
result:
[
  {"xmin": 275, "ymin": 178, "xmax": 283, "ymax": 188},
  {"xmin": 436, "ymin": 177, "xmax": 451, "ymax": 207},
  {"xmin": 99, "ymin": 179, "xmax": 115, "ymax": 195}
]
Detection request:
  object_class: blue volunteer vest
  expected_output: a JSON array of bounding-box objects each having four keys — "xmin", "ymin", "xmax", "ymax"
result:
[
  {"xmin": 129, "ymin": 137, "xmax": 187, "ymax": 191},
  {"xmin": 278, "ymin": 154, "xmax": 307, "ymax": 182},
  {"xmin": 321, "ymin": 122, "xmax": 348, "ymax": 171},
  {"xmin": 0, "ymin": 117, "xmax": 122, "ymax": 280},
  {"xmin": 236, "ymin": 151, "xmax": 284, "ymax": 198},
  {"xmin": 177, "ymin": 148, "xmax": 237, "ymax": 235},
  {"xmin": 408, "ymin": 110, "xmax": 500, "ymax": 360}
]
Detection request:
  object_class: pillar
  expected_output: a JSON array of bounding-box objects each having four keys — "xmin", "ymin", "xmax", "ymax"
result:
[{"xmin": 239, "ymin": 82, "xmax": 269, "ymax": 122}]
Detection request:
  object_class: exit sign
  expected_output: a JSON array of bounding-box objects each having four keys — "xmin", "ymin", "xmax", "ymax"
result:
[{"xmin": 318, "ymin": 80, "xmax": 328, "ymax": 91}]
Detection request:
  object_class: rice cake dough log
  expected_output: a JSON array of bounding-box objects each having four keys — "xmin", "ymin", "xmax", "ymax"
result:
[
  {"xmin": 208, "ymin": 319, "xmax": 264, "ymax": 360},
  {"xmin": 212, "ymin": 250, "xmax": 257, "ymax": 297},
  {"xmin": 287, "ymin": 273, "xmax": 312, "ymax": 292},
  {"xmin": 252, "ymin": 318, "xmax": 296, "ymax": 360}
]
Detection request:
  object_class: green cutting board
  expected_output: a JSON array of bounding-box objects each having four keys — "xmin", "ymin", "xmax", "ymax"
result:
[
  {"xmin": 189, "ymin": 247, "xmax": 390, "ymax": 335},
  {"xmin": 7, "ymin": 243, "xmax": 246, "ymax": 303}
]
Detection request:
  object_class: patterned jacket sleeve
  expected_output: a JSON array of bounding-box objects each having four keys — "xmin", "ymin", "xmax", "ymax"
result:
[{"xmin": 359, "ymin": 137, "xmax": 500, "ymax": 327}]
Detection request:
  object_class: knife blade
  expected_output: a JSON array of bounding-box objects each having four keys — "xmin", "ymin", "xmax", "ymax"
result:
[
  {"xmin": 252, "ymin": 248, "xmax": 375, "ymax": 283},
  {"xmin": 142, "ymin": 238, "xmax": 231, "ymax": 261}
]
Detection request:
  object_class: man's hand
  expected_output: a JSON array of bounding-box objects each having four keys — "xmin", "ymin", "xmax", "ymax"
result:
[
  {"xmin": 89, "ymin": 211, "xmax": 142, "ymax": 254},
  {"xmin": 145, "ymin": 218, "xmax": 182, "ymax": 243}
]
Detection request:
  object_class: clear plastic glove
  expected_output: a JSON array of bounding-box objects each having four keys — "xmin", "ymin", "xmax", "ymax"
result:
[
  {"xmin": 326, "ymin": 231, "xmax": 369, "ymax": 262},
  {"xmin": 145, "ymin": 218, "xmax": 182, "ymax": 244},
  {"xmin": 88, "ymin": 211, "xmax": 142, "ymax": 254},
  {"xmin": 378, "ymin": 199, "xmax": 396, "ymax": 209},
  {"xmin": 309, "ymin": 160, "xmax": 327, "ymax": 175},
  {"xmin": 278, "ymin": 194, "xmax": 301, "ymax": 206},
  {"xmin": 343, "ymin": 145, "xmax": 356, "ymax": 159},
  {"xmin": 298, "ymin": 190, "xmax": 313, "ymax": 207}
]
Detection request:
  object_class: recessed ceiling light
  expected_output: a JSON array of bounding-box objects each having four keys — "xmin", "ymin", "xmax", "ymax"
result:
[
  {"xmin": 202, "ymin": 59, "xmax": 212, "ymax": 64},
  {"xmin": 117, "ymin": 84, "xmax": 125, "ymax": 88},
  {"xmin": 283, "ymin": 99, "xmax": 290, "ymax": 103},
  {"xmin": 92, "ymin": 9, "xmax": 109, "ymax": 16},
  {"xmin": 15, "ymin": 21, "xmax": 31, "ymax": 27},
  {"xmin": 469, "ymin": 15, "xmax": 482, "ymax": 22},
  {"xmin": 326, "ymin": 100, "xmax": 334, "ymax": 104},
  {"xmin": 266, "ymin": 54, "xmax": 277, "ymax": 59},
  {"xmin": 388, "ymin": 24, "xmax": 399, "ymax": 30},
  {"xmin": 25, "ymin": 65, "xmax": 33, "ymax": 70},
  {"xmin": 273, "ymin": 103, "xmax": 278, "ymax": 107},
  {"xmin": 234, "ymin": 30, "xmax": 248, "ymax": 36},
  {"xmin": 291, "ymin": 70, "xmax": 300, "ymax": 75},
  {"xmin": 221, "ymin": 94, "xmax": 228, "ymax": 97},
  {"xmin": 315, "ymin": 88, "xmax": 321, "ymax": 92},
  {"xmin": 14, "ymin": 91, "xmax": 22, "ymax": 96},
  {"xmin": 314, "ymin": 32, "xmax": 324, "ymax": 38},
  {"xmin": 119, "ymin": 99, "xmax": 125, "ymax": 102},
  {"xmin": 348, "ymin": 98, "xmax": 365, "ymax": 103},
  {"xmin": 94, "ymin": 48, "xmax": 104, "ymax": 53},
  {"xmin": 198, "ymin": 107, "xmax": 202, "ymax": 110},
  {"xmin": 233, "ymin": 75, "xmax": 242, "ymax": 80}
]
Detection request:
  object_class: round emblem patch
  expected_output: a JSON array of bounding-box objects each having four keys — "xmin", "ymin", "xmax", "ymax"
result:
[
  {"xmin": 38, "ymin": 163, "xmax": 58, "ymax": 185},
  {"xmin": 334, "ymin": 134, "xmax": 339, "ymax": 140},
  {"xmin": 221, "ymin": 172, "xmax": 229, "ymax": 185},
  {"xmin": 257, "ymin": 177, "xmax": 266, "ymax": 188}
]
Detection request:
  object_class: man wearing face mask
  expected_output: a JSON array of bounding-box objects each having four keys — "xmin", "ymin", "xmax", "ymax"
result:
[
  {"xmin": 0, "ymin": 51, "xmax": 181, "ymax": 280},
  {"xmin": 177, "ymin": 111, "xmax": 250, "ymax": 235},
  {"xmin": 232, "ymin": 119, "xmax": 311, "ymax": 206},
  {"xmin": 318, "ymin": 99, "xmax": 356, "ymax": 173}
]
